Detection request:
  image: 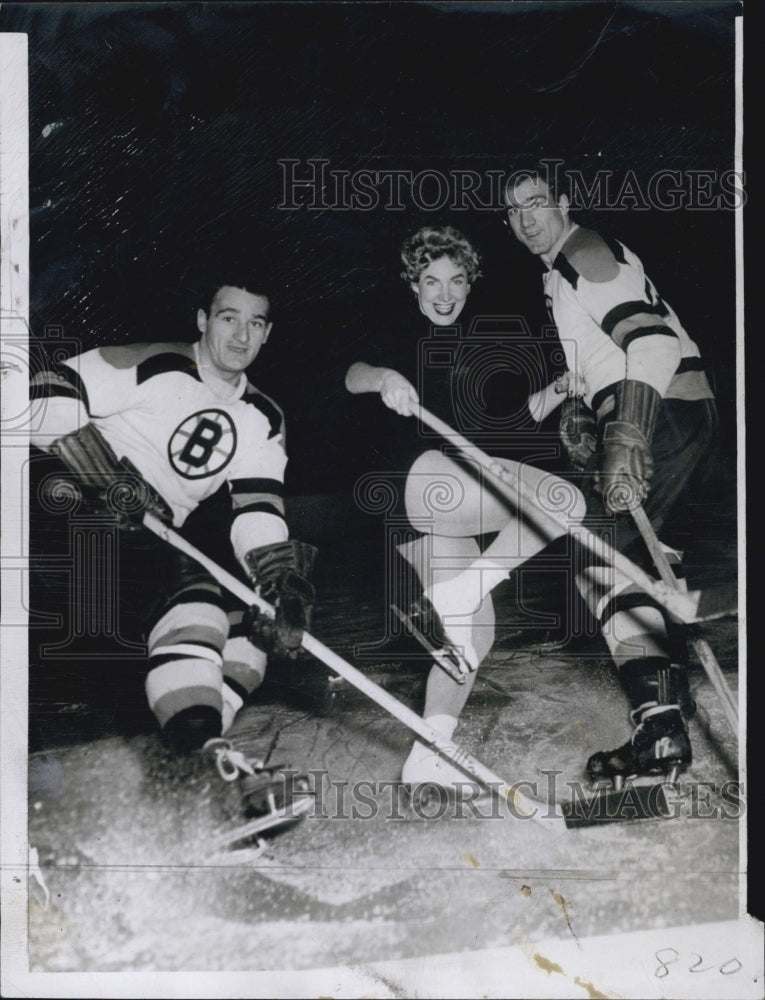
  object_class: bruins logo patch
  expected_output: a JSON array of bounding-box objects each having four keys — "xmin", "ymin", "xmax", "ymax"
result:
[{"xmin": 168, "ymin": 409, "xmax": 237, "ymax": 479}]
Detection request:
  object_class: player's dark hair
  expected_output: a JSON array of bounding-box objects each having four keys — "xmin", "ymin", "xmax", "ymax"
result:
[
  {"xmin": 400, "ymin": 226, "xmax": 482, "ymax": 286},
  {"xmin": 503, "ymin": 160, "xmax": 570, "ymax": 208},
  {"xmin": 198, "ymin": 272, "xmax": 275, "ymax": 319}
]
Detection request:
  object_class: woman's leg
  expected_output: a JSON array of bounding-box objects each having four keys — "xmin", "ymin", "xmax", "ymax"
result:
[
  {"xmin": 404, "ymin": 450, "xmax": 585, "ymax": 668},
  {"xmin": 397, "ymin": 532, "xmax": 492, "ymax": 784}
]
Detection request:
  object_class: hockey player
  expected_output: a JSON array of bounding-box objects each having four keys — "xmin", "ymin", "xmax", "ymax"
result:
[
  {"xmin": 346, "ymin": 225, "xmax": 586, "ymax": 792},
  {"xmin": 502, "ymin": 166, "xmax": 718, "ymax": 787},
  {"xmin": 30, "ymin": 278, "xmax": 317, "ymax": 754}
]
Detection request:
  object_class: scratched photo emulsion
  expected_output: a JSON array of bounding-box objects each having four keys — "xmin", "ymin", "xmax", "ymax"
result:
[{"xmin": 0, "ymin": 3, "xmax": 756, "ymax": 998}]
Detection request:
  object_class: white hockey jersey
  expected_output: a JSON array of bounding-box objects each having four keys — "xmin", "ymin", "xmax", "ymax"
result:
[
  {"xmin": 30, "ymin": 340, "xmax": 289, "ymax": 563},
  {"xmin": 543, "ymin": 225, "xmax": 713, "ymax": 416}
]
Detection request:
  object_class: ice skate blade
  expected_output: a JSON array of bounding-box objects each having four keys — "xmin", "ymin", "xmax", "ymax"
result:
[
  {"xmin": 391, "ymin": 604, "xmax": 472, "ymax": 684},
  {"xmin": 563, "ymin": 783, "xmax": 675, "ymax": 828},
  {"xmin": 212, "ymin": 794, "xmax": 313, "ymax": 851}
]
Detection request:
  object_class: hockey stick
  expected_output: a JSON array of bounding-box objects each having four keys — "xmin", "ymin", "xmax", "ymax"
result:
[
  {"xmin": 630, "ymin": 505, "xmax": 738, "ymax": 735},
  {"xmin": 413, "ymin": 405, "xmax": 735, "ymax": 626},
  {"xmin": 141, "ymin": 511, "xmax": 566, "ymax": 833}
]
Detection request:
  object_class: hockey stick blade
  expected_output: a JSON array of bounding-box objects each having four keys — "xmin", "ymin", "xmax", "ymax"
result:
[
  {"xmin": 690, "ymin": 581, "xmax": 738, "ymax": 623},
  {"xmin": 657, "ymin": 584, "xmax": 737, "ymax": 625},
  {"xmin": 562, "ymin": 783, "xmax": 675, "ymax": 829}
]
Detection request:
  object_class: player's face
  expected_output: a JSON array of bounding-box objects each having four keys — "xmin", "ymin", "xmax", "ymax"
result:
[
  {"xmin": 411, "ymin": 256, "xmax": 471, "ymax": 326},
  {"xmin": 504, "ymin": 177, "xmax": 570, "ymax": 259},
  {"xmin": 197, "ymin": 286, "xmax": 272, "ymax": 383}
]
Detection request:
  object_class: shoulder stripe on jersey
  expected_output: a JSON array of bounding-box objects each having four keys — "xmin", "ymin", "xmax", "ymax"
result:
[
  {"xmin": 552, "ymin": 252, "xmax": 580, "ymax": 290},
  {"xmin": 230, "ymin": 478, "xmax": 284, "ymax": 498},
  {"xmin": 137, "ymin": 352, "xmax": 202, "ymax": 386},
  {"xmin": 601, "ymin": 301, "xmax": 668, "ymax": 337},
  {"xmin": 243, "ymin": 389, "xmax": 284, "ymax": 439},
  {"xmin": 601, "ymin": 235, "xmax": 627, "ymax": 265},
  {"xmin": 621, "ymin": 325, "xmax": 678, "ymax": 351},
  {"xmin": 232, "ymin": 501, "xmax": 286, "ymax": 519}
]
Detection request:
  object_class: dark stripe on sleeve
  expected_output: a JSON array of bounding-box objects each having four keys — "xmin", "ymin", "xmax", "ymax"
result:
[
  {"xmin": 30, "ymin": 363, "xmax": 91, "ymax": 411},
  {"xmin": 552, "ymin": 253, "xmax": 580, "ymax": 290},
  {"xmin": 620, "ymin": 325, "xmax": 679, "ymax": 351},
  {"xmin": 232, "ymin": 501, "xmax": 286, "ymax": 519},
  {"xmin": 30, "ymin": 379, "xmax": 79, "ymax": 402},
  {"xmin": 243, "ymin": 389, "xmax": 285, "ymax": 439},
  {"xmin": 137, "ymin": 352, "xmax": 202, "ymax": 385},
  {"xmin": 676, "ymin": 357, "xmax": 705, "ymax": 374},
  {"xmin": 230, "ymin": 478, "xmax": 284, "ymax": 497},
  {"xmin": 601, "ymin": 301, "xmax": 668, "ymax": 337}
]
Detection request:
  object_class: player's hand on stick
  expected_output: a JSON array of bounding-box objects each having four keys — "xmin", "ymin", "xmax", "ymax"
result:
[
  {"xmin": 559, "ymin": 397, "xmax": 597, "ymax": 471},
  {"xmin": 379, "ymin": 370, "xmax": 419, "ymax": 416},
  {"xmin": 594, "ymin": 380, "xmax": 660, "ymax": 514},
  {"xmin": 596, "ymin": 424, "xmax": 654, "ymax": 512},
  {"xmin": 245, "ymin": 540, "xmax": 318, "ymax": 659}
]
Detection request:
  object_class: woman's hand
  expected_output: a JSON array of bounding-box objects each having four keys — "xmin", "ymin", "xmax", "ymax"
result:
[
  {"xmin": 379, "ymin": 369, "xmax": 419, "ymax": 416},
  {"xmin": 554, "ymin": 370, "xmax": 587, "ymax": 399}
]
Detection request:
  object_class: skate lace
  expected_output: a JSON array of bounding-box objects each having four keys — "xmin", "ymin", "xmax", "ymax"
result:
[
  {"xmin": 654, "ymin": 735, "xmax": 676, "ymax": 759},
  {"xmin": 203, "ymin": 738, "xmax": 264, "ymax": 781}
]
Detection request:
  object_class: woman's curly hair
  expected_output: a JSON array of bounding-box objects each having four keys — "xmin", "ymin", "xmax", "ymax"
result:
[{"xmin": 400, "ymin": 225, "xmax": 483, "ymax": 286}]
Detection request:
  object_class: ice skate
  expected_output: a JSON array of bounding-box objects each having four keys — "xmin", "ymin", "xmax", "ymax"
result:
[
  {"xmin": 203, "ymin": 739, "xmax": 313, "ymax": 852},
  {"xmin": 586, "ymin": 705, "xmax": 691, "ymax": 790},
  {"xmin": 392, "ymin": 595, "xmax": 475, "ymax": 684},
  {"xmin": 399, "ymin": 738, "xmax": 495, "ymax": 817}
]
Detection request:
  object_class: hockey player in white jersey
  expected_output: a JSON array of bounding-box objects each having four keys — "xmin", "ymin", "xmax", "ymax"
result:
[
  {"xmin": 502, "ymin": 166, "xmax": 718, "ymax": 788},
  {"xmin": 30, "ymin": 278, "xmax": 317, "ymax": 756}
]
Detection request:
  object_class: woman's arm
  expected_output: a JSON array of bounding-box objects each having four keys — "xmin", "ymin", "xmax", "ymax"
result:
[
  {"xmin": 345, "ymin": 361, "xmax": 419, "ymax": 416},
  {"xmin": 527, "ymin": 371, "xmax": 587, "ymax": 423}
]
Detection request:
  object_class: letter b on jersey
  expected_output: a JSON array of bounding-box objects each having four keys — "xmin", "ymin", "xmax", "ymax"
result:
[{"xmin": 169, "ymin": 409, "xmax": 237, "ymax": 479}]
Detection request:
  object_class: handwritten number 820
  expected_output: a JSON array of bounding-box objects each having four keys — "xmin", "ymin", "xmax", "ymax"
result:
[{"xmin": 655, "ymin": 949, "xmax": 742, "ymax": 977}]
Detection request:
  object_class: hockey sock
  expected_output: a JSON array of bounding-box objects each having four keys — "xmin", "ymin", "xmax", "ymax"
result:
[{"xmin": 221, "ymin": 681, "xmax": 245, "ymax": 735}]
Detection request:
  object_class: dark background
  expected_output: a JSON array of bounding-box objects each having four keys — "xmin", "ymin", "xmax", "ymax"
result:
[
  {"xmin": 6, "ymin": 0, "xmax": 756, "ymax": 916},
  {"xmin": 2, "ymin": 0, "xmax": 741, "ymax": 496}
]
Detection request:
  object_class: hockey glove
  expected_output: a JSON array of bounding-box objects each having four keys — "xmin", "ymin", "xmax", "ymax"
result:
[
  {"xmin": 244, "ymin": 540, "xmax": 318, "ymax": 659},
  {"xmin": 47, "ymin": 422, "xmax": 172, "ymax": 528},
  {"xmin": 595, "ymin": 380, "xmax": 660, "ymax": 513},
  {"xmin": 559, "ymin": 397, "xmax": 597, "ymax": 471}
]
